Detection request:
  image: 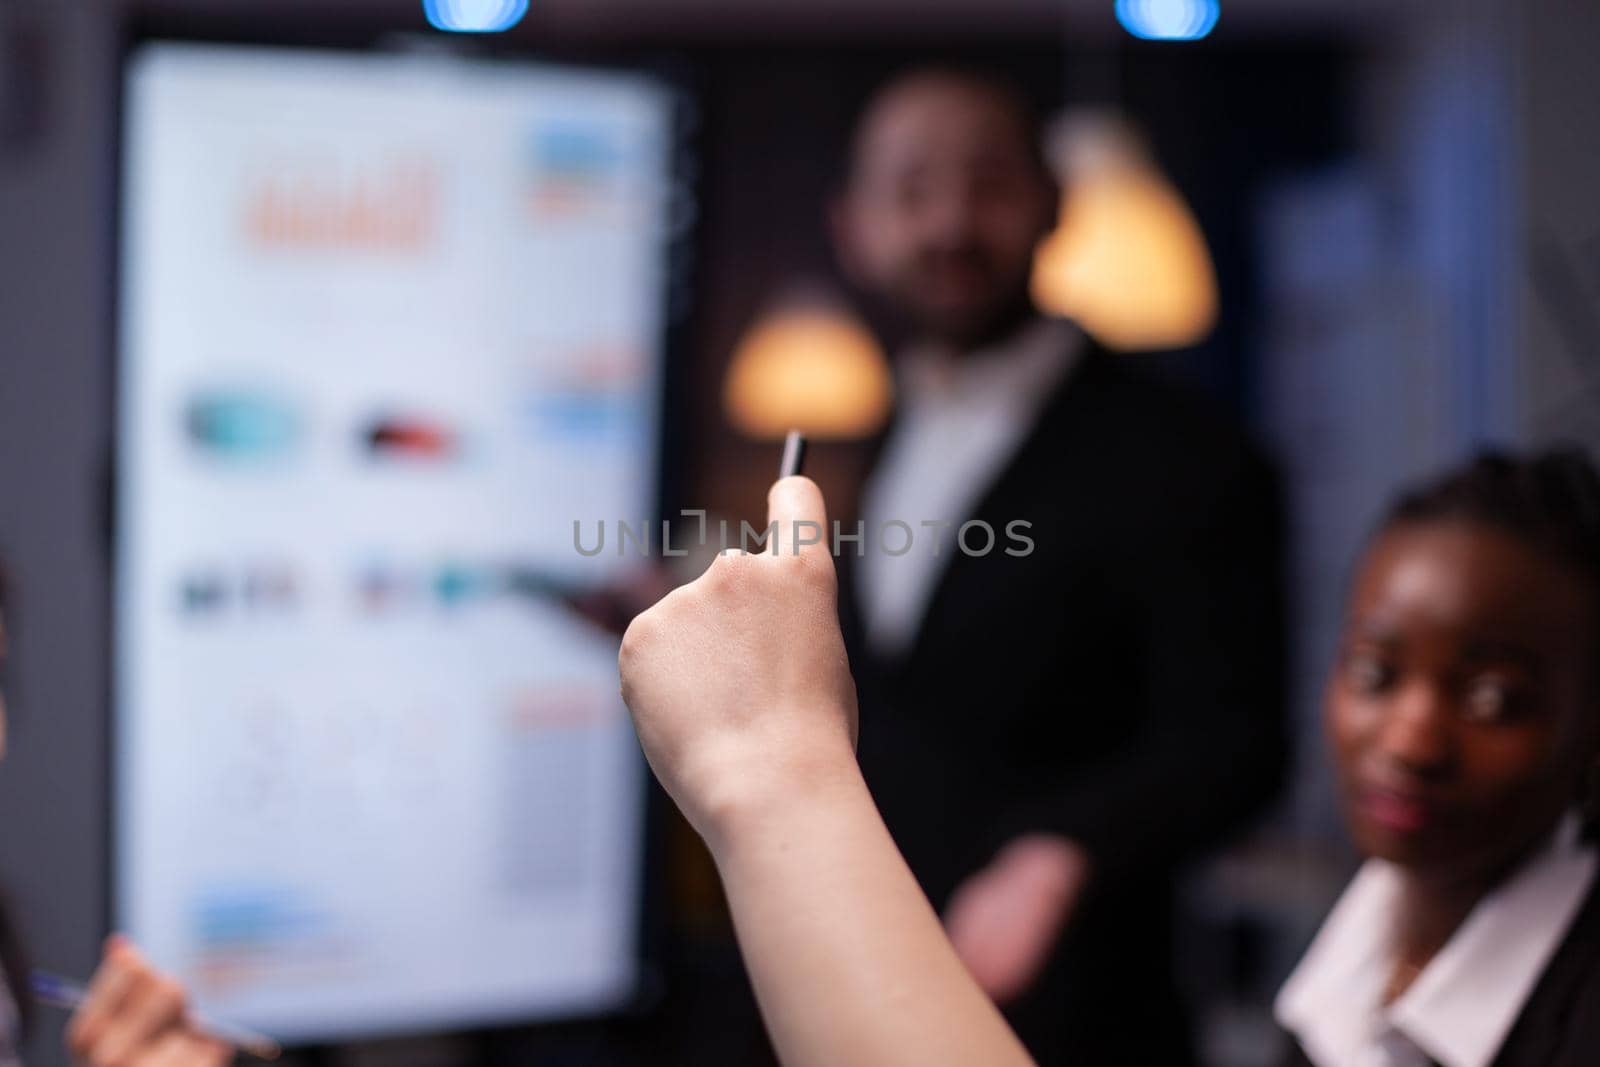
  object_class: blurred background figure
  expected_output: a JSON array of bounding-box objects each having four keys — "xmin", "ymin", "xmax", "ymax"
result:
[
  {"xmin": 2, "ymin": 1, "xmax": 1599, "ymax": 1065},
  {"xmin": 829, "ymin": 68, "xmax": 1286, "ymax": 1065}
]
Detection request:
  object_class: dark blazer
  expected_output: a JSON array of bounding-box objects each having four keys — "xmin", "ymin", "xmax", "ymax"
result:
[
  {"xmin": 841, "ymin": 334, "xmax": 1288, "ymax": 1066},
  {"xmin": 1280, "ymin": 874, "xmax": 1600, "ymax": 1067}
]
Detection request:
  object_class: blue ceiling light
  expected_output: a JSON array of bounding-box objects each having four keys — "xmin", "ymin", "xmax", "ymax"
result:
[
  {"xmin": 1115, "ymin": 0, "xmax": 1220, "ymax": 41},
  {"xmin": 423, "ymin": 0, "xmax": 529, "ymax": 33}
]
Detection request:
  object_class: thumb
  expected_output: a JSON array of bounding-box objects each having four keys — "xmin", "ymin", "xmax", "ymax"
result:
[{"xmin": 766, "ymin": 475, "xmax": 830, "ymax": 561}]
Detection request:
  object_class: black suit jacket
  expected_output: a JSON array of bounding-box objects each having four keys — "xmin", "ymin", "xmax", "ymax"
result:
[
  {"xmin": 1281, "ymin": 873, "xmax": 1600, "ymax": 1067},
  {"xmin": 841, "ymin": 335, "xmax": 1288, "ymax": 1066}
]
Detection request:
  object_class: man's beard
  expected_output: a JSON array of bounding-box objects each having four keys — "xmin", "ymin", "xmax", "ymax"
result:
[{"xmin": 844, "ymin": 267, "xmax": 1041, "ymax": 357}]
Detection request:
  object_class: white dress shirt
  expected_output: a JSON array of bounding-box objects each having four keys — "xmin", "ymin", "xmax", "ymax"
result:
[
  {"xmin": 857, "ymin": 317, "xmax": 1083, "ymax": 658},
  {"xmin": 1276, "ymin": 813, "xmax": 1598, "ymax": 1067}
]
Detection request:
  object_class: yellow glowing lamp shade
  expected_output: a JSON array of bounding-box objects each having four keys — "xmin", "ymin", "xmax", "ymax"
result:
[
  {"xmin": 724, "ymin": 308, "xmax": 893, "ymax": 439},
  {"xmin": 1031, "ymin": 115, "xmax": 1218, "ymax": 351}
]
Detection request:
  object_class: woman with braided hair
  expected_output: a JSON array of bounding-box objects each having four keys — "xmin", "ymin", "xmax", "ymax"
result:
[{"xmin": 1277, "ymin": 449, "xmax": 1600, "ymax": 1066}]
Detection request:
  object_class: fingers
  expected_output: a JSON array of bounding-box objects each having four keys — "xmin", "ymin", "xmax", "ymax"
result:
[
  {"xmin": 140, "ymin": 1031, "xmax": 233, "ymax": 1067},
  {"xmin": 946, "ymin": 883, "xmax": 1032, "ymax": 1003},
  {"xmin": 79, "ymin": 974, "xmax": 187, "ymax": 1066},
  {"xmin": 943, "ymin": 848, "xmax": 1082, "ymax": 1006},
  {"xmin": 68, "ymin": 936, "xmax": 144, "ymax": 1056},
  {"xmin": 766, "ymin": 476, "xmax": 830, "ymax": 561},
  {"xmin": 68, "ymin": 938, "xmax": 211, "ymax": 1067}
]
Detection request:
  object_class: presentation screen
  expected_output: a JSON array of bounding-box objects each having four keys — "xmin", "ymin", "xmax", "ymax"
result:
[{"xmin": 114, "ymin": 42, "xmax": 672, "ymax": 1042}]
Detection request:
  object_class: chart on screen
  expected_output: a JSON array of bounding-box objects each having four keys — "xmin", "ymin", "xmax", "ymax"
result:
[{"xmin": 115, "ymin": 41, "xmax": 672, "ymax": 1042}]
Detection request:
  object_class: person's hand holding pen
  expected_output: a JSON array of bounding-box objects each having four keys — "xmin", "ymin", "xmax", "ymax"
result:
[
  {"xmin": 619, "ymin": 459, "xmax": 859, "ymax": 847},
  {"xmin": 61, "ymin": 936, "xmax": 235, "ymax": 1067},
  {"xmin": 618, "ymin": 435, "xmax": 1034, "ymax": 1067}
]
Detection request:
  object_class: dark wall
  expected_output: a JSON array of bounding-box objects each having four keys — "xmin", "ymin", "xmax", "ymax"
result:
[{"xmin": 0, "ymin": 8, "xmax": 120, "ymax": 1067}]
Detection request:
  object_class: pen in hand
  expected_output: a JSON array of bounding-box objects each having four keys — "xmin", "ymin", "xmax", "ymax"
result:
[
  {"xmin": 31, "ymin": 969, "xmax": 283, "ymax": 1061},
  {"xmin": 780, "ymin": 429, "xmax": 808, "ymax": 480}
]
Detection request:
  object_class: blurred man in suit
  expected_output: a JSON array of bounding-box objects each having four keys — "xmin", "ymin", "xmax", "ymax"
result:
[{"xmin": 830, "ymin": 69, "xmax": 1288, "ymax": 1065}]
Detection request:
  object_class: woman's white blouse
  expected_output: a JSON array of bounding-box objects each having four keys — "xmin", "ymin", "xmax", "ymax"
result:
[{"xmin": 1276, "ymin": 814, "xmax": 1597, "ymax": 1067}]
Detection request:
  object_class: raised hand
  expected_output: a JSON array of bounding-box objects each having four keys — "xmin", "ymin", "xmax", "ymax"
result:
[{"xmin": 619, "ymin": 475, "xmax": 858, "ymax": 845}]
